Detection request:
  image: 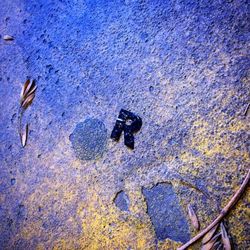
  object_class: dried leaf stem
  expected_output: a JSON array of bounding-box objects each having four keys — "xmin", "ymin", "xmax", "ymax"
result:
[
  {"xmin": 177, "ymin": 169, "xmax": 250, "ymax": 250},
  {"xmin": 18, "ymin": 106, "xmax": 25, "ymax": 144},
  {"xmin": 18, "ymin": 79, "xmax": 37, "ymax": 147}
]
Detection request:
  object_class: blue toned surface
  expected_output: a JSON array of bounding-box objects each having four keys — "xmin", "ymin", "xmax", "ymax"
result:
[{"xmin": 0, "ymin": 0, "xmax": 249, "ymax": 249}]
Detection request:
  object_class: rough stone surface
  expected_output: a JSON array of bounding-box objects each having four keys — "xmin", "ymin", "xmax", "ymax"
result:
[
  {"xmin": 114, "ymin": 190, "xmax": 130, "ymax": 212},
  {"xmin": 142, "ymin": 183, "xmax": 190, "ymax": 243},
  {"xmin": 69, "ymin": 118, "xmax": 107, "ymax": 161},
  {"xmin": 0, "ymin": 0, "xmax": 249, "ymax": 249}
]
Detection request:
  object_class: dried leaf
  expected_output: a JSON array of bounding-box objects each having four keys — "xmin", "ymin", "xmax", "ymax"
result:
[
  {"xmin": 20, "ymin": 79, "xmax": 30, "ymax": 101},
  {"xmin": 201, "ymin": 233, "xmax": 221, "ymax": 250},
  {"xmin": 22, "ymin": 92, "xmax": 35, "ymax": 109},
  {"xmin": 21, "ymin": 124, "xmax": 28, "ymax": 147},
  {"xmin": 25, "ymin": 79, "xmax": 36, "ymax": 95},
  {"xmin": 20, "ymin": 79, "xmax": 37, "ymax": 106},
  {"xmin": 213, "ymin": 241, "xmax": 222, "ymax": 250},
  {"xmin": 220, "ymin": 223, "xmax": 231, "ymax": 250},
  {"xmin": 202, "ymin": 224, "xmax": 219, "ymax": 244},
  {"xmin": 27, "ymin": 81, "xmax": 37, "ymax": 95},
  {"xmin": 201, "ymin": 239, "xmax": 215, "ymax": 250},
  {"xmin": 187, "ymin": 204, "xmax": 200, "ymax": 230},
  {"xmin": 3, "ymin": 35, "xmax": 14, "ymax": 41},
  {"xmin": 18, "ymin": 80, "xmax": 36, "ymax": 148}
]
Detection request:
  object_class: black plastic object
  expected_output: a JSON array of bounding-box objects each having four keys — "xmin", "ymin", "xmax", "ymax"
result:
[{"xmin": 111, "ymin": 109, "xmax": 142, "ymax": 149}]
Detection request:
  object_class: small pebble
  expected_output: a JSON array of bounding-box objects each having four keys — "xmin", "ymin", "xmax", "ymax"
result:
[
  {"xmin": 149, "ymin": 86, "xmax": 154, "ymax": 92},
  {"xmin": 11, "ymin": 178, "xmax": 16, "ymax": 185},
  {"xmin": 3, "ymin": 35, "xmax": 14, "ymax": 41}
]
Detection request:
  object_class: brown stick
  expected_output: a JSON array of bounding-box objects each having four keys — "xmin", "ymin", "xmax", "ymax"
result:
[{"xmin": 177, "ymin": 169, "xmax": 250, "ymax": 250}]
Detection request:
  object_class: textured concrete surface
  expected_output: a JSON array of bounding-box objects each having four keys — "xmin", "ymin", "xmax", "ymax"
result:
[{"xmin": 0, "ymin": 0, "xmax": 249, "ymax": 249}]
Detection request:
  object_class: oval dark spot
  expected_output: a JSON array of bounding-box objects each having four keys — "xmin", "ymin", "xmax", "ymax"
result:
[{"xmin": 70, "ymin": 118, "xmax": 107, "ymax": 161}]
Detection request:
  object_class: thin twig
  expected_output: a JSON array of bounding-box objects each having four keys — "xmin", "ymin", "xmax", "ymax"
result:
[
  {"xmin": 177, "ymin": 169, "xmax": 250, "ymax": 250},
  {"xmin": 243, "ymin": 103, "xmax": 250, "ymax": 116}
]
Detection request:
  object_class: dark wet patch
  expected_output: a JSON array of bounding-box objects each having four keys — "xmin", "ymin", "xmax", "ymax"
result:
[
  {"xmin": 114, "ymin": 191, "xmax": 130, "ymax": 211},
  {"xmin": 142, "ymin": 183, "xmax": 190, "ymax": 243},
  {"xmin": 70, "ymin": 118, "xmax": 107, "ymax": 161}
]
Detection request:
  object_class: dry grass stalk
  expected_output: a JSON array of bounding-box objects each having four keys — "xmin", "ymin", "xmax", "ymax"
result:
[{"xmin": 18, "ymin": 79, "xmax": 37, "ymax": 147}]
